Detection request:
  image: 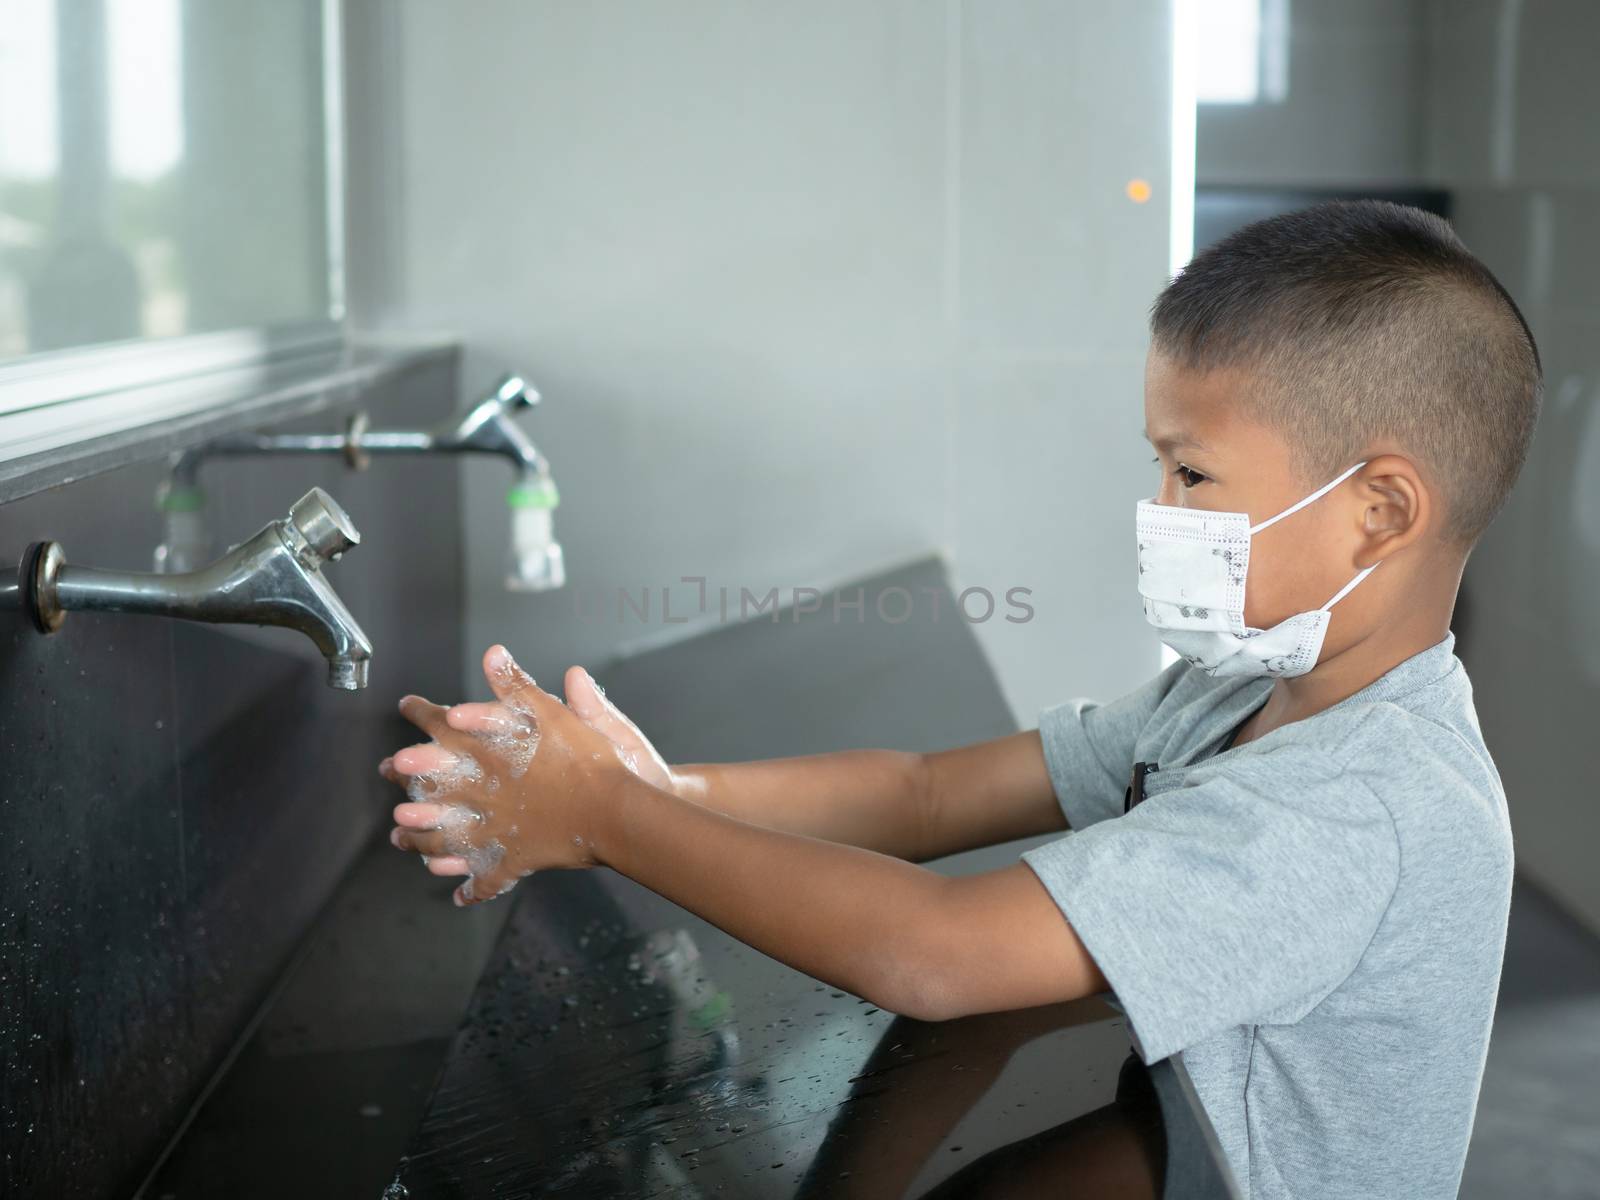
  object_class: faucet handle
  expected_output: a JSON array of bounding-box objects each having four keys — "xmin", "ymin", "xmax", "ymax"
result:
[
  {"xmin": 288, "ymin": 487, "xmax": 361, "ymax": 564},
  {"xmin": 494, "ymin": 374, "xmax": 539, "ymax": 410}
]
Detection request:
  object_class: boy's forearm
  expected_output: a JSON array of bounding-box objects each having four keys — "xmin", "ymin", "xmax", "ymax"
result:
[
  {"xmin": 604, "ymin": 770, "xmax": 950, "ymax": 1014},
  {"xmin": 921, "ymin": 731, "xmax": 1070, "ymax": 854},
  {"xmin": 592, "ymin": 773, "xmax": 1103, "ymax": 1021},
  {"xmin": 676, "ymin": 750, "xmax": 935, "ymax": 859},
  {"xmin": 677, "ymin": 731, "xmax": 1066, "ymax": 862}
]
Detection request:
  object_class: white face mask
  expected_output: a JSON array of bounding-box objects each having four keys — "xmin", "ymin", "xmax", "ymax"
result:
[{"xmin": 1136, "ymin": 461, "xmax": 1376, "ymax": 678}]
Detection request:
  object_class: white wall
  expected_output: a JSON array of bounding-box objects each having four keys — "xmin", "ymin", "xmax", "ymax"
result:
[{"xmin": 344, "ymin": 0, "xmax": 1173, "ymax": 723}]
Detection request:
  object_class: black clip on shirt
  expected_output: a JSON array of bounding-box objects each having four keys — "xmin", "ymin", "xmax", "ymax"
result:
[{"xmin": 1124, "ymin": 708, "xmax": 1256, "ymax": 813}]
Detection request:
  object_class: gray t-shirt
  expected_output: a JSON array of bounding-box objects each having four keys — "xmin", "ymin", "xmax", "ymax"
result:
[{"xmin": 1022, "ymin": 634, "xmax": 1512, "ymax": 1199}]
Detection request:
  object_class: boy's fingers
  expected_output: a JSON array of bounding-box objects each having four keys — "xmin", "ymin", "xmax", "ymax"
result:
[
  {"xmin": 563, "ymin": 665, "xmax": 605, "ymax": 720},
  {"xmin": 392, "ymin": 744, "xmax": 460, "ymax": 776},
  {"xmin": 564, "ymin": 666, "xmax": 633, "ymax": 741},
  {"xmin": 481, "ymin": 645, "xmax": 556, "ymax": 716},
  {"xmin": 446, "ymin": 701, "xmax": 532, "ymax": 737},
  {"xmin": 393, "ymin": 801, "xmax": 449, "ymax": 828},
  {"xmin": 564, "ymin": 665, "xmax": 674, "ymax": 790},
  {"xmin": 454, "ymin": 866, "xmax": 522, "ymax": 907},
  {"xmin": 425, "ymin": 855, "xmax": 470, "ymax": 876},
  {"xmin": 378, "ymin": 756, "xmax": 404, "ymax": 786},
  {"xmin": 389, "ymin": 825, "xmax": 449, "ymax": 856},
  {"xmin": 398, "ymin": 695, "xmax": 453, "ymax": 739}
]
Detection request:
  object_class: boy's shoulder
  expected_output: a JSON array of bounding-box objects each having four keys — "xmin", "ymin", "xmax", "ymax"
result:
[
  {"xmin": 1162, "ymin": 632, "xmax": 1474, "ymax": 746},
  {"xmin": 1038, "ymin": 635, "xmax": 1503, "ymax": 839},
  {"xmin": 1165, "ymin": 635, "xmax": 1506, "ymax": 836}
]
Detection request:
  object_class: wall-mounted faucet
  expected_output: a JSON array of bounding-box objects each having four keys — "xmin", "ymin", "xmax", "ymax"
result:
[
  {"xmin": 154, "ymin": 375, "xmax": 564, "ymax": 591},
  {"xmin": 6, "ymin": 487, "xmax": 373, "ymax": 689}
]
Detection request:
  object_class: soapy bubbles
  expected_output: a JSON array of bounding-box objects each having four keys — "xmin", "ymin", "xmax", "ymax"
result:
[
  {"xmin": 395, "ymin": 703, "xmax": 541, "ymax": 904},
  {"xmin": 404, "ymin": 751, "xmax": 479, "ymax": 799},
  {"xmin": 445, "ymin": 699, "xmax": 541, "ymax": 777},
  {"xmin": 478, "ymin": 704, "xmax": 540, "ymax": 777},
  {"xmin": 399, "ymin": 749, "xmax": 507, "ymax": 893}
]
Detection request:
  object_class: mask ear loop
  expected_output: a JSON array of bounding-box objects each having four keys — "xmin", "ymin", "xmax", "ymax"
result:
[
  {"xmin": 1248, "ymin": 461, "xmax": 1369, "ymax": 535},
  {"xmin": 1320, "ymin": 561, "xmax": 1378, "ymax": 611}
]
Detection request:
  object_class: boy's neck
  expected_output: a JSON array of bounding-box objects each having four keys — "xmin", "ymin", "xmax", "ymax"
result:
[{"xmin": 1234, "ymin": 582, "xmax": 1460, "ymax": 747}]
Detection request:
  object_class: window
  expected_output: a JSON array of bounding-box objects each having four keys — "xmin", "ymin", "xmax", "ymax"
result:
[
  {"xmin": 1196, "ymin": 0, "xmax": 1289, "ymax": 106},
  {"xmin": 0, "ymin": 0, "xmax": 341, "ymax": 411}
]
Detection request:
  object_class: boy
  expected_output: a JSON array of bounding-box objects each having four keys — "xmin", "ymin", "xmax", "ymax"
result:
[{"xmin": 387, "ymin": 201, "xmax": 1537, "ymax": 1198}]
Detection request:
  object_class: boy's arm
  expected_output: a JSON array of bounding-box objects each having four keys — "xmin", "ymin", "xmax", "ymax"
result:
[
  {"xmin": 388, "ymin": 648, "xmax": 1106, "ymax": 1022},
  {"xmin": 594, "ymin": 774, "xmax": 1107, "ymax": 1021},
  {"xmin": 569, "ymin": 670, "xmax": 1068, "ymax": 860},
  {"xmin": 677, "ymin": 730, "xmax": 1067, "ymax": 861}
]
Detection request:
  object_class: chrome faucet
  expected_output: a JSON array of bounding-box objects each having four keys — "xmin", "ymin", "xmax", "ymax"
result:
[
  {"xmin": 155, "ymin": 375, "xmax": 564, "ymax": 591},
  {"xmin": 8, "ymin": 487, "xmax": 373, "ymax": 689}
]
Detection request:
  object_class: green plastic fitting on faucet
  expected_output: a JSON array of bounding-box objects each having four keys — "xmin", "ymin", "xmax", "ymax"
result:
[
  {"xmin": 691, "ymin": 990, "xmax": 733, "ymax": 1029},
  {"xmin": 506, "ymin": 476, "xmax": 559, "ymax": 509},
  {"xmin": 157, "ymin": 483, "xmax": 206, "ymax": 513}
]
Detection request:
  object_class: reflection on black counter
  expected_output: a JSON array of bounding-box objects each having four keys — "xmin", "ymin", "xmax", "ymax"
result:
[{"xmin": 391, "ymin": 868, "xmax": 1237, "ymax": 1198}]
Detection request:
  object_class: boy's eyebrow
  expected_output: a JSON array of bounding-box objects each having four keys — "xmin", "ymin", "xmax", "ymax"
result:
[{"xmin": 1142, "ymin": 428, "xmax": 1211, "ymax": 453}]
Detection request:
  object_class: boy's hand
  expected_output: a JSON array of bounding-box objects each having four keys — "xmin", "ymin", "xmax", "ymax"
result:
[
  {"xmin": 383, "ymin": 645, "xmax": 642, "ymax": 905},
  {"xmin": 561, "ymin": 665, "xmax": 683, "ymax": 796}
]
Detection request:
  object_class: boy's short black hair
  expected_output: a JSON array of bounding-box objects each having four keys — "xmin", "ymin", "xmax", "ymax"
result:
[{"xmin": 1150, "ymin": 200, "xmax": 1541, "ymax": 545}]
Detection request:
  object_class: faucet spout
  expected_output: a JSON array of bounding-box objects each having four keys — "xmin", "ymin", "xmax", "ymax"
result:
[
  {"xmin": 17, "ymin": 487, "xmax": 373, "ymax": 690},
  {"xmin": 434, "ymin": 374, "xmax": 547, "ymax": 473},
  {"xmin": 154, "ymin": 375, "xmax": 565, "ymax": 594}
]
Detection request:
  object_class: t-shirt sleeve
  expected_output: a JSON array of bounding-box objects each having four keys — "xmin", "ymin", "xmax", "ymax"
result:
[
  {"xmin": 1037, "ymin": 660, "xmax": 1187, "ymax": 830},
  {"xmin": 1021, "ymin": 746, "xmax": 1400, "ymax": 1064}
]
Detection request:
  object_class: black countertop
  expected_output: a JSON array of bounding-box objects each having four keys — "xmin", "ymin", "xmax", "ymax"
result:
[
  {"xmin": 147, "ymin": 559, "xmax": 1239, "ymax": 1199},
  {"xmin": 388, "ymin": 870, "xmax": 1234, "ymax": 1200}
]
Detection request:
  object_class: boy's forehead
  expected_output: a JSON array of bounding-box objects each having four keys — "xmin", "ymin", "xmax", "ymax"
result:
[{"xmin": 1143, "ymin": 353, "xmax": 1269, "ymax": 451}]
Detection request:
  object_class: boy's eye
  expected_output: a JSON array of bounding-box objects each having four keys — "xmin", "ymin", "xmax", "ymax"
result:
[{"xmin": 1150, "ymin": 457, "xmax": 1210, "ymax": 489}]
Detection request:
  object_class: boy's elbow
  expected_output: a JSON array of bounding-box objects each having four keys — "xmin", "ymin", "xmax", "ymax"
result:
[
  {"xmin": 856, "ymin": 940, "xmax": 1000, "ymax": 1024},
  {"xmin": 855, "ymin": 902, "xmax": 1106, "ymax": 1022},
  {"xmin": 864, "ymin": 965, "xmax": 967, "ymax": 1024},
  {"xmin": 870, "ymin": 957, "xmax": 1099, "ymax": 1024}
]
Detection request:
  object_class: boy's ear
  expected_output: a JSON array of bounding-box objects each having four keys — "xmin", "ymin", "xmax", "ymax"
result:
[{"xmin": 1354, "ymin": 455, "xmax": 1429, "ymax": 565}]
